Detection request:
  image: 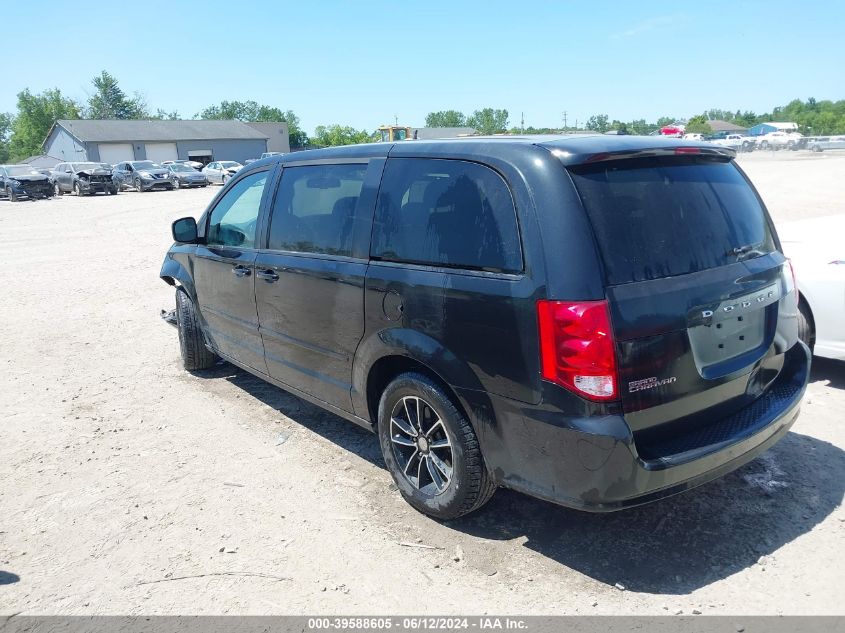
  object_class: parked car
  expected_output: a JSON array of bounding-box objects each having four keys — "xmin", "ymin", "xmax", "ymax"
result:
[
  {"xmin": 165, "ymin": 163, "xmax": 209, "ymax": 189},
  {"xmin": 682, "ymin": 133, "xmax": 704, "ymax": 141},
  {"xmin": 0, "ymin": 164, "xmax": 53, "ymax": 200},
  {"xmin": 201, "ymin": 161, "xmax": 242, "ymax": 184},
  {"xmin": 755, "ymin": 131, "xmax": 803, "ymax": 150},
  {"xmin": 807, "ymin": 136, "xmax": 845, "ymax": 152},
  {"xmin": 162, "ymin": 159, "xmax": 204, "ymax": 170},
  {"xmin": 113, "ymin": 160, "xmax": 174, "ymax": 192},
  {"xmin": 779, "ymin": 216, "xmax": 845, "ymax": 360},
  {"xmin": 706, "ymin": 131, "xmax": 757, "ymax": 152},
  {"xmin": 161, "ymin": 136, "xmax": 809, "ymax": 519},
  {"xmin": 51, "ymin": 162, "xmax": 118, "ymax": 196}
]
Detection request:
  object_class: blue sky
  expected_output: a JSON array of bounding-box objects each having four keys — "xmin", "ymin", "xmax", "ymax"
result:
[{"xmin": 2, "ymin": 0, "xmax": 842, "ymax": 133}]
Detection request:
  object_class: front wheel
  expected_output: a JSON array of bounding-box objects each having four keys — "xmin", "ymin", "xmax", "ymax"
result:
[
  {"xmin": 73, "ymin": 182, "xmax": 84, "ymax": 196},
  {"xmin": 378, "ymin": 372, "xmax": 496, "ymax": 519},
  {"xmin": 173, "ymin": 179, "xmax": 181, "ymax": 190},
  {"xmin": 761, "ymin": 141, "xmax": 769, "ymax": 150},
  {"xmin": 7, "ymin": 187, "xmax": 17, "ymax": 202},
  {"xmin": 53, "ymin": 182, "xmax": 63, "ymax": 196},
  {"xmin": 175, "ymin": 290, "xmax": 217, "ymax": 371},
  {"xmin": 108, "ymin": 186, "xmax": 118, "ymax": 195},
  {"xmin": 134, "ymin": 178, "xmax": 144, "ymax": 192}
]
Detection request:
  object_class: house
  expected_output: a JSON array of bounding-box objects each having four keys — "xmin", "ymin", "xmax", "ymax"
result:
[
  {"xmin": 707, "ymin": 120, "xmax": 748, "ymax": 133},
  {"xmin": 42, "ymin": 119, "xmax": 284, "ymax": 165},
  {"xmin": 748, "ymin": 122, "xmax": 799, "ymax": 137}
]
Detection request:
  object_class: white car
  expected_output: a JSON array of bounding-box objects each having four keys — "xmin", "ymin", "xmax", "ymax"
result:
[
  {"xmin": 778, "ymin": 216, "xmax": 845, "ymax": 360},
  {"xmin": 201, "ymin": 161, "xmax": 243, "ymax": 185},
  {"xmin": 682, "ymin": 133, "xmax": 704, "ymax": 141}
]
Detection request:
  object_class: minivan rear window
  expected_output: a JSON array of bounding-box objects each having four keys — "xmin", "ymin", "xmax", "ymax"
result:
[{"xmin": 568, "ymin": 158, "xmax": 776, "ymax": 285}]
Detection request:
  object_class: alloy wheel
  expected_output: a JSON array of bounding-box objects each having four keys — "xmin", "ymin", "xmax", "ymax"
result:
[{"xmin": 389, "ymin": 395, "xmax": 454, "ymax": 495}]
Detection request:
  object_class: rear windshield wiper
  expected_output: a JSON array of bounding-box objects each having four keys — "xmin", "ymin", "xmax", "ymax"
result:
[{"xmin": 730, "ymin": 244, "xmax": 765, "ymax": 260}]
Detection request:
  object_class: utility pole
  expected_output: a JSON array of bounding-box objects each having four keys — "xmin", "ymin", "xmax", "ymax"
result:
[
  {"xmin": 521, "ymin": 112, "xmax": 524, "ymax": 133},
  {"xmin": 394, "ymin": 114, "xmax": 398, "ymax": 126},
  {"xmin": 562, "ymin": 111, "xmax": 568, "ymax": 132}
]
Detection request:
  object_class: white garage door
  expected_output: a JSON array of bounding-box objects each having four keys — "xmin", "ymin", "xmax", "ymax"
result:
[
  {"xmin": 144, "ymin": 142, "xmax": 178, "ymax": 163},
  {"xmin": 98, "ymin": 143, "xmax": 134, "ymax": 164}
]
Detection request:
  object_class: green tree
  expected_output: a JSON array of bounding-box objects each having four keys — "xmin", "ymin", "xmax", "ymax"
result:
[
  {"xmin": 197, "ymin": 100, "xmax": 308, "ymax": 148},
  {"xmin": 87, "ymin": 71, "xmax": 147, "ymax": 119},
  {"xmin": 656, "ymin": 116, "xmax": 676, "ymax": 127},
  {"xmin": 312, "ymin": 125, "xmax": 373, "ymax": 147},
  {"xmin": 425, "ymin": 110, "xmax": 466, "ymax": 127},
  {"xmin": 685, "ymin": 115, "xmax": 712, "ymax": 134},
  {"xmin": 152, "ymin": 109, "xmax": 180, "ymax": 120},
  {"xmin": 585, "ymin": 114, "xmax": 610, "ymax": 133},
  {"xmin": 466, "ymin": 108, "xmax": 508, "ymax": 134},
  {"xmin": 0, "ymin": 112, "xmax": 11, "ymax": 163},
  {"xmin": 8, "ymin": 88, "xmax": 81, "ymax": 161}
]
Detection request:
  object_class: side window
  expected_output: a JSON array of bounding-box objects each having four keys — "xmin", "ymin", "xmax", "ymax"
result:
[
  {"xmin": 267, "ymin": 163, "xmax": 368, "ymax": 256},
  {"xmin": 206, "ymin": 171, "xmax": 268, "ymax": 248},
  {"xmin": 371, "ymin": 158, "xmax": 522, "ymax": 273}
]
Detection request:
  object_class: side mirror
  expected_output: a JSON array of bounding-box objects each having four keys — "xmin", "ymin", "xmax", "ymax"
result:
[{"xmin": 172, "ymin": 217, "xmax": 198, "ymax": 243}]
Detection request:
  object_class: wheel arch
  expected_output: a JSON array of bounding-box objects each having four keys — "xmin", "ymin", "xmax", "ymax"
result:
[{"xmin": 355, "ymin": 328, "xmax": 488, "ymax": 430}]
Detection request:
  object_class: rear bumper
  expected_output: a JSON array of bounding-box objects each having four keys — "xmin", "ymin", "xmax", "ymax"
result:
[{"xmin": 471, "ymin": 342, "xmax": 810, "ymax": 512}]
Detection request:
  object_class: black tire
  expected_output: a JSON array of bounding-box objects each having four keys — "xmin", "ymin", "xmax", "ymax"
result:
[
  {"xmin": 108, "ymin": 186, "xmax": 118, "ymax": 195},
  {"xmin": 377, "ymin": 372, "xmax": 496, "ymax": 519},
  {"xmin": 135, "ymin": 177, "xmax": 144, "ymax": 192},
  {"xmin": 175, "ymin": 289, "xmax": 217, "ymax": 371},
  {"xmin": 53, "ymin": 182, "xmax": 63, "ymax": 196},
  {"xmin": 173, "ymin": 179, "xmax": 181, "ymax": 190},
  {"xmin": 73, "ymin": 182, "xmax": 84, "ymax": 196},
  {"xmin": 761, "ymin": 140, "xmax": 769, "ymax": 150},
  {"xmin": 7, "ymin": 187, "xmax": 17, "ymax": 202},
  {"xmin": 797, "ymin": 301, "xmax": 815, "ymax": 352}
]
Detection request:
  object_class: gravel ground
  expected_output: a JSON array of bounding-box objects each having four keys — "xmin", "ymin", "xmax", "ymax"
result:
[{"xmin": 1, "ymin": 153, "xmax": 843, "ymax": 615}]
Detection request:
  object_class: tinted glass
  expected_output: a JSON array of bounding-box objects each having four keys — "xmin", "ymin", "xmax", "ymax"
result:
[
  {"xmin": 371, "ymin": 158, "xmax": 522, "ymax": 273},
  {"xmin": 568, "ymin": 157, "xmax": 776, "ymax": 285},
  {"xmin": 268, "ymin": 164, "xmax": 367, "ymax": 256},
  {"xmin": 206, "ymin": 171, "xmax": 268, "ymax": 248}
]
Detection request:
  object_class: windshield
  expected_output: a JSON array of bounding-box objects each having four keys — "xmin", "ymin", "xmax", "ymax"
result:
[
  {"xmin": 569, "ymin": 157, "xmax": 776, "ymax": 285},
  {"xmin": 170, "ymin": 164, "xmax": 196, "ymax": 172},
  {"xmin": 131, "ymin": 161, "xmax": 161, "ymax": 170},
  {"xmin": 220, "ymin": 161, "xmax": 241, "ymax": 168},
  {"xmin": 71, "ymin": 162, "xmax": 105, "ymax": 171},
  {"xmin": 6, "ymin": 166, "xmax": 41, "ymax": 177}
]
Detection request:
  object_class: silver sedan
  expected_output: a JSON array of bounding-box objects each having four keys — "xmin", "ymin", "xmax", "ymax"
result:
[{"xmin": 201, "ymin": 161, "xmax": 243, "ymax": 185}]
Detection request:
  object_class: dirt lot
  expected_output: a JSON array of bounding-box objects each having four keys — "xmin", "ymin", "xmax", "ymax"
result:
[{"xmin": 1, "ymin": 153, "xmax": 844, "ymax": 616}]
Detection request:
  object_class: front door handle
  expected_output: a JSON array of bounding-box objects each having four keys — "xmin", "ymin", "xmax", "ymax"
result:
[
  {"xmin": 231, "ymin": 265, "xmax": 251, "ymax": 278},
  {"xmin": 256, "ymin": 269, "xmax": 279, "ymax": 282}
]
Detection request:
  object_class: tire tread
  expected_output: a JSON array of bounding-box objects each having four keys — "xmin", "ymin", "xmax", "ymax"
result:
[{"xmin": 176, "ymin": 290, "xmax": 217, "ymax": 370}]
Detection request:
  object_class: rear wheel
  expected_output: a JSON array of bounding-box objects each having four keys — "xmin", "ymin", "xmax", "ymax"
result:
[
  {"xmin": 797, "ymin": 301, "xmax": 815, "ymax": 352},
  {"xmin": 377, "ymin": 372, "xmax": 496, "ymax": 519},
  {"xmin": 175, "ymin": 290, "xmax": 217, "ymax": 371}
]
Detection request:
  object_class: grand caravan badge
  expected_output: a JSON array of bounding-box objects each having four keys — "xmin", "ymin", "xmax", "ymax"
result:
[{"xmin": 629, "ymin": 376, "xmax": 677, "ymax": 393}]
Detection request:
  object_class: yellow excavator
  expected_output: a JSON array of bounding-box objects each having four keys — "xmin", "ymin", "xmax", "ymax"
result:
[{"xmin": 378, "ymin": 125, "xmax": 414, "ymax": 142}]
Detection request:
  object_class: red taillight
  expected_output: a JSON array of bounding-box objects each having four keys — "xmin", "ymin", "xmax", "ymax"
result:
[
  {"xmin": 537, "ymin": 300, "xmax": 618, "ymax": 401},
  {"xmin": 674, "ymin": 147, "xmax": 701, "ymax": 155}
]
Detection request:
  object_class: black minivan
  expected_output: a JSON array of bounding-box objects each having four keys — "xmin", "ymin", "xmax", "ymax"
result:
[{"xmin": 160, "ymin": 136, "xmax": 810, "ymax": 519}]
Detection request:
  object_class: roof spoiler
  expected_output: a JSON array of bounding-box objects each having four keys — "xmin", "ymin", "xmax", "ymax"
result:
[{"xmin": 549, "ymin": 145, "xmax": 736, "ymax": 166}]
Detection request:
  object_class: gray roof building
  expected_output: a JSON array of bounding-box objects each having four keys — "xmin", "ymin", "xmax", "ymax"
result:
[
  {"xmin": 244, "ymin": 122, "xmax": 291, "ymax": 153},
  {"xmin": 43, "ymin": 119, "xmax": 286, "ymax": 166},
  {"xmin": 707, "ymin": 119, "xmax": 748, "ymax": 133}
]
